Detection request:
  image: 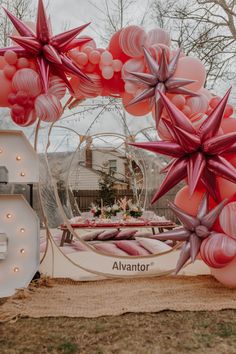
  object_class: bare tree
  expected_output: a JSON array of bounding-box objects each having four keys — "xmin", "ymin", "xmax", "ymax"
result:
[
  {"xmin": 89, "ymin": 0, "xmax": 150, "ymax": 44},
  {"xmin": 151, "ymin": 0, "xmax": 236, "ymax": 87},
  {"xmin": 0, "ymin": 0, "xmax": 34, "ymax": 47}
]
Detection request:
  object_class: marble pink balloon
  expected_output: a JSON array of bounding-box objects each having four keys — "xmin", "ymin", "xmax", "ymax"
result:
[
  {"xmin": 48, "ymin": 75, "xmax": 67, "ymax": 99},
  {"xmin": 35, "ymin": 93, "xmax": 63, "ymax": 122},
  {"xmin": 220, "ymin": 202, "xmax": 236, "ymax": 239},
  {"xmin": 76, "ymin": 73, "xmax": 102, "ymax": 98},
  {"xmin": 211, "ymin": 256, "xmax": 236, "ymax": 287},
  {"xmin": 12, "ymin": 108, "xmax": 37, "ymax": 127},
  {"xmin": 186, "ymin": 94, "xmax": 209, "ymax": 115},
  {"xmin": 145, "ymin": 28, "xmax": 171, "ymax": 47},
  {"xmin": 119, "ymin": 25, "xmax": 147, "ymax": 58},
  {"xmin": 122, "ymin": 58, "xmax": 145, "ymax": 80},
  {"xmin": 156, "ymin": 116, "xmax": 172, "ymax": 141},
  {"xmin": 12, "ymin": 68, "xmax": 42, "ymax": 97},
  {"xmin": 200, "ymin": 233, "xmax": 236, "ymax": 268}
]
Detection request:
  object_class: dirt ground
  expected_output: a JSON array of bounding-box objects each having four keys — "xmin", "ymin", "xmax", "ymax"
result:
[{"xmin": 0, "ymin": 310, "xmax": 236, "ymax": 354}]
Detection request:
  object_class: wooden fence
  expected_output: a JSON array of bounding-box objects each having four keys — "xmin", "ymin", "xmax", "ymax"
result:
[
  {"xmin": 73, "ymin": 189, "xmax": 134, "ymax": 211},
  {"xmin": 73, "ymin": 189, "xmax": 179, "ymax": 222}
]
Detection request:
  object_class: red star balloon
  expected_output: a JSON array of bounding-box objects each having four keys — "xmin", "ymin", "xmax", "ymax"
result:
[
  {"xmin": 130, "ymin": 88, "xmax": 236, "ymax": 203},
  {"xmin": 0, "ymin": 0, "xmax": 92, "ymax": 92},
  {"xmin": 150, "ymin": 194, "xmax": 227, "ymax": 273},
  {"xmin": 126, "ymin": 47, "xmax": 198, "ymax": 127}
]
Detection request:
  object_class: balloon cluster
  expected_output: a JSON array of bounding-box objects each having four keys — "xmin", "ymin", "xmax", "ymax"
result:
[
  {"xmin": 0, "ymin": 0, "xmax": 234, "ymax": 129},
  {"xmin": 1, "ymin": 0, "xmax": 236, "ymax": 288},
  {"xmin": 0, "ymin": 50, "xmax": 66, "ymax": 126},
  {"xmin": 144, "ymin": 91, "xmax": 236, "ymax": 286}
]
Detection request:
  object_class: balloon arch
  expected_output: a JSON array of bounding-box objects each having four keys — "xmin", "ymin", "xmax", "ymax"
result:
[{"xmin": 0, "ymin": 0, "xmax": 236, "ymax": 288}]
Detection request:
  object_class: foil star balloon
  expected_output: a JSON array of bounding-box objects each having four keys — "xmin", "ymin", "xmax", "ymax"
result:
[
  {"xmin": 152, "ymin": 194, "xmax": 227, "ymax": 274},
  {"xmin": 126, "ymin": 47, "xmax": 198, "ymax": 127},
  {"xmin": 0, "ymin": 0, "xmax": 92, "ymax": 92},
  {"xmin": 130, "ymin": 88, "xmax": 236, "ymax": 203}
]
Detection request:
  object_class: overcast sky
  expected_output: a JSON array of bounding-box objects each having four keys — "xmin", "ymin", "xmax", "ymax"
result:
[{"xmin": 47, "ymin": 0, "xmax": 151, "ymax": 46}]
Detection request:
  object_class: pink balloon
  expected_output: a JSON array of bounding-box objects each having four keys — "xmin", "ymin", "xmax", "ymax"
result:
[
  {"xmin": 3, "ymin": 64, "xmax": 16, "ymax": 79},
  {"xmin": 100, "ymin": 51, "xmax": 113, "ymax": 66},
  {"xmin": 89, "ymin": 50, "xmax": 100, "ymax": 64},
  {"xmin": 209, "ymin": 96, "xmax": 221, "ymax": 109},
  {"xmin": 16, "ymin": 57, "xmax": 30, "ymax": 69},
  {"xmin": 48, "ymin": 75, "xmax": 66, "ymax": 99},
  {"xmin": 198, "ymin": 87, "xmax": 212, "ymax": 100},
  {"xmin": 124, "ymin": 82, "xmax": 138, "ymax": 95},
  {"xmin": 218, "ymin": 177, "xmax": 236, "ymax": 200},
  {"xmin": 102, "ymin": 66, "xmax": 114, "ymax": 80},
  {"xmin": 211, "ymin": 256, "xmax": 236, "ymax": 287},
  {"xmin": 15, "ymin": 91, "xmax": 29, "ymax": 106},
  {"xmin": 157, "ymin": 117, "xmax": 173, "ymax": 140},
  {"xmin": 12, "ymin": 68, "xmax": 42, "ymax": 97},
  {"xmin": 145, "ymin": 28, "xmax": 171, "ymax": 47},
  {"xmin": 35, "ymin": 93, "xmax": 62, "ymax": 122},
  {"xmin": 122, "ymin": 92, "xmax": 151, "ymax": 116},
  {"xmin": 4, "ymin": 50, "xmax": 18, "ymax": 65},
  {"xmin": 8, "ymin": 93, "xmax": 17, "ymax": 105},
  {"xmin": 173, "ymin": 57, "xmax": 206, "ymax": 91},
  {"xmin": 224, "ymin": 104, "xmax": 234, "ymax": 118},
  {"xmin": 80, "ymin": 40, "xmax": 96, "ymax": 52},
  {"xmin": 112, "ymin": 59, "xmax": 122, "ymax": 72},
  {"xmin": 221, "ymin": 118, "xmax": 236, "ymax": 134},
  {"xmin": 0, "ymin": 71, "xmax": 13, "ymax": 107},
  {"xmin": 108, "ymin": 29, "xmax": 130, "ymax": 62},
  {"xmin": 171, "ymin": 94, "xmax": 186, "ymax": 109},
  {"xmin": 76, "ymin": 52, "xmax": 88, "ymax": 66},
  {"xmin": 119, "ymin": 26, "xmax": 147, "ymax": 58},
  {"xmin": 174, "ymin": 185, "xmax": 205, "ymax": 216},
  {"xmin": 186, "ymin": 94, "xmax": 209, "ymax": 115},
  {"xmin": 11, "ymin": 108, "xmax": 37, "ymax": 127},
  {"xmin": 200, "ymin": 233, "xmax": 236, "ymax": 268},
  {"xmin": 220, "ymin": 202, "xmax": 236, "ymax": 239},
  {"xmin": 122, "ymin": 58, "xmax": 145, "ymax": 85},
  {"xmin": 190, "ymin": 112, "xmax": 204, "ymax": 124},
  {"xmin": 70, "ymin": 73, "xmax": 102, "ymax": 98},
  {"xmin": 82, "ymin": 46, "xmax": 93, "ymax": 55},
  {"xmin": 182, "ymin": 105, "xmax": 192, "ymax": 117},
  {"xmin": 0, "ymin": 57, "xmax": 7, "ymax": 69}
]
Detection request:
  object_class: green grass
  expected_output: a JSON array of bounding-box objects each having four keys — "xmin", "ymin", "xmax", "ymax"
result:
[{"xmin": 1, "ymin": 311, "xmax": 236, "ymax": 353}]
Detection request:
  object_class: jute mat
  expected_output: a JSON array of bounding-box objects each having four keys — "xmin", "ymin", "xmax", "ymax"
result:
[{"xmin": 1, "ymin": 275, "xmax": 236, "ymax": 320}]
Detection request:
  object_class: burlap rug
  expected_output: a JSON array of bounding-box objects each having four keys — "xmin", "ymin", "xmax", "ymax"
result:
[{"xmin": 1, "ymin": 275, "xmax": 236, "ymax": 320}]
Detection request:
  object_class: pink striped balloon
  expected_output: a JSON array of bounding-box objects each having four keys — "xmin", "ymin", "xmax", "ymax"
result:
[
  {"xmin": 186, "ymin": 94, "xmax": 209, "ymax": 115},
  {"xmin": 48, "ymin": 75, "xmax": 67, "ymax": 99},
  {"xmin": 12, "ymin": 68, "xmax": 42, "ymax": 97},
  {"xmin": 220, "ymin": 202, "xmax": 236, "ymax": 239},
  {"xmin": 76, "ymin": 73, "xmax": 102, "ymax": 98},
  {"xmin": 35, "ymin": 93, "xmax": 63, "ymax": 122},
  {"xmin": 119, "ymin": 26, "xmax": 147, "ymax": 58},
  {"xmin": 11, "ymin": 109, "xmax": 37, "ymax": 127},
  {"xmin": 200, "ymin": 233, "xmax": 236, "ymax": 268}
]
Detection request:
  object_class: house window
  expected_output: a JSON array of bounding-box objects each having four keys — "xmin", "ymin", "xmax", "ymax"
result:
[{"xmin": 108, "ymin": 160, "xmax": 117, "ymax": 174}]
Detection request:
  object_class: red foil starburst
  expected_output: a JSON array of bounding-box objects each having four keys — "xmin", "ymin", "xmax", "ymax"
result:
[
  {"xmin": 130, "ymin": 89, "xmax": 236, "ymax": 203},
  {"xmin": 0, "ymin": 0, "xmax": 92, "ymax": 92}
]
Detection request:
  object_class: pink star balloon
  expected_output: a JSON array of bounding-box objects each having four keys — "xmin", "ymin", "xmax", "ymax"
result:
[
  {"xmin": 126, "ymin": 47, "xmax": 198, "ymax": 127},
  {"xmin": 130, "ymin": 88, "xmax": 236, "ymax": 203},
  {"xmin": 0, "ymin": 0, "xmax": 92, "ymax": 92},
  {"xmin": 152, "ymin": 194, "xmax": 227, "ymax": 273}
]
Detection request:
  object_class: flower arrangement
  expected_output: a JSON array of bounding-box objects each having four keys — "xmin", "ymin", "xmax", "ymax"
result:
[
  {"xmin": 89, "ymin": 198, "xmax": 143, "ymax": 219},
  {"xmin": 90, "ymin": 204, "xmax": 102, "ymax": 218}
]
